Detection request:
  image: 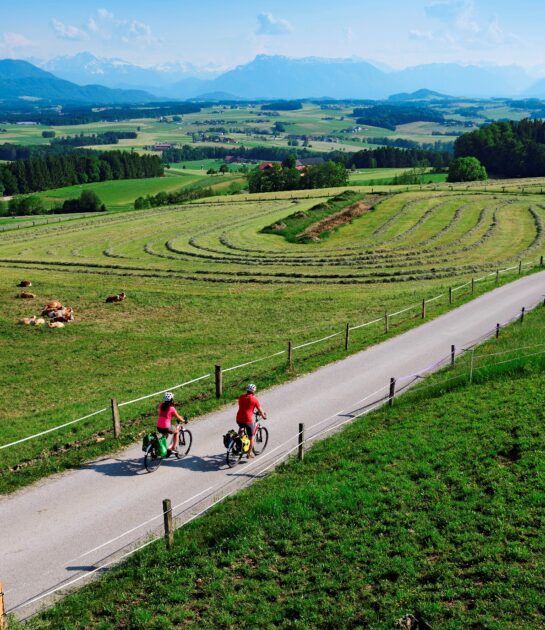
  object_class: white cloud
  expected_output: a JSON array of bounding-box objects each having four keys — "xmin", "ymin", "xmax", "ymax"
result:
[
  {"xmin": 97, "ymin": 8, "xmax": 114, "ymax": 20},
  {"xmin": 409, "ymin": 29, "xmax": 434, "ymax": 42},
  {"xmin": 421, "ymin": 1, "xmax": 519, "ymax": 50},
  {"xmin": 121, "ymin": 20, "xmax": 154, "ymax": 45},
  {"xmin": 51, "ymin": 18, "xmax": 87, "ymax": 41},
  {"xmin": 50, "ymin": 10, "xmax": 157, "ymax": 47},
  {"xmin": 256, "ymin": 13, "xmax": 293, "ymax": 36},
  {"xmin": 344, "ymin": 27, "xmax": 354, "ymax": 43},
  {"xmin": 3, "ymin": 32, "xmax": 34, "ymax": 48}
]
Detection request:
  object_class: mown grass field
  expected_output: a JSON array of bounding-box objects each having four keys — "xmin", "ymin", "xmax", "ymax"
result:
[
  {"xmin": 15, "ymin": 294, "xmax": 545, "ymax": 629},
  {"xmin": 1, "ymin": 181, "xmax": 545, "ymax": 492},
  {"xmin": 32, "ymin": 171, "xmax": 243, "ymax": 212}
]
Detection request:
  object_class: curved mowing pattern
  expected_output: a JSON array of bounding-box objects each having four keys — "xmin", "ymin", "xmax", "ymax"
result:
[{"xmin": 0, "ymin": 191, "xmax": 543, "ymax": 285}]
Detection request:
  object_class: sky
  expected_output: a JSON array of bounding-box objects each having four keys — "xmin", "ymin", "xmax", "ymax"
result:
[{"xmin": 1, "ymin": 0, "xmax": 544, "ymax": 72}]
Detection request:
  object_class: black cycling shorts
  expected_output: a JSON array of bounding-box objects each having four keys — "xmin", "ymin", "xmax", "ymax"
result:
[{"xmin": 237, "ymin": 422, "xmax": 255, "ymax": 439}]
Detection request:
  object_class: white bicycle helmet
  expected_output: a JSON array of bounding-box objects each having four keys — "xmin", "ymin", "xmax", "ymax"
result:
[
  {"xmin": 163, "ymin": 391, "xmax": 174, "ymax": 402},
  {"xmin": 246, "ymin": 383, "xmax": 257, "ymax": 393}
]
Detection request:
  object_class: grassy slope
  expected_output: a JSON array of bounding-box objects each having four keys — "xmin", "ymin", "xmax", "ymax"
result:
[
  {"xmin": 34, "ymin": 172, "xmax": 241, "ymax": 212},
  {"xmin": 0, "ymin": 185, "xmax": 544, "ymax": 492},
  {"xmin": 19, "ymin": 302, "xmax": 545, "ymax": 629}
]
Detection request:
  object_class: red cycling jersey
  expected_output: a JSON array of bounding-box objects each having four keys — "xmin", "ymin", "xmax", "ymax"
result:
[{"xmin": 236, "ymin": 393, "xmax": 263, "ymax": 424}]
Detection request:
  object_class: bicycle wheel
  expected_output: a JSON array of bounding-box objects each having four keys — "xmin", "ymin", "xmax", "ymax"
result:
[
  {"xmin": 226, "ymin": 442, "xmax": 243, "ymax": 468},
  {"xmin": 144, "ymin": 444, "xmax": 163, "ymax": 472},
  {"xmin": 252, "ymin": 426, "xmax": 269, "ymax": 456},
  {"xmin": 178, "ymin": 429, "xmax": 192, "ymax": 458}
]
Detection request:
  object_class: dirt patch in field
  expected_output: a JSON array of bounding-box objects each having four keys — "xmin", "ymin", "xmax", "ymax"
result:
[{"xmin": 297, "ymin": 195, "xmax": 382, "ymax": 242}]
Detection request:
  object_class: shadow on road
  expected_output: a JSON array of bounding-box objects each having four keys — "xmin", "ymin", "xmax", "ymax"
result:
[
  {"xmin": 81, "ymin": 453, "xmax": 230, "ymax": 477},
  {"xmin": 176, "ymin": 453, "xmax": 226, "ymax": 472},
  {"xmin": 81, "ymin": 457, "xmax": 145, "ymax": 477}
]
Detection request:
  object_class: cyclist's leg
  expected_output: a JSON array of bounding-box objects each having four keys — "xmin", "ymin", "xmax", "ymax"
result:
[
  {"xmin": 246, "ymin": 422, "xmax": 256, "ymax": 455},
  {"xmin": 172, "ymin": 424, "xmax": 180, "ymax": 451}
]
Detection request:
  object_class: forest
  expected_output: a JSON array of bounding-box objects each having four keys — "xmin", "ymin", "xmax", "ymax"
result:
[
  {"xmin": 0, "ymin": 151, "xmax": 164, "ymax": 195},
  {"xmin": 455, "ymin": 118, "xmax": 545, "ymax": 177},
  {"xmin": 352, "ymin": 105, "xmax": 445, "ymax": 130}
]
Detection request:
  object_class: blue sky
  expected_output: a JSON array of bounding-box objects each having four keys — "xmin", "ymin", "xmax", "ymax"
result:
[{"xmin": 1, "ymin": 0, "xmax": 544, "ymax": 71}]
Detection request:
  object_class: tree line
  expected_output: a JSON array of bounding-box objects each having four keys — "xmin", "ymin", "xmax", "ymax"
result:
[
  {"xmin": 0, "ymin": 151, "xmax": 164, "ymax": 195},
  {"xmin": 248, "ymin": 159, "xmax": 348, "ymax": 193},
  {"xmin": 335, "ymin": 146, "xmax": 450, "ymax": 169},
  {"xmin": 2, "ymin": 190, "xmax": 106, "ymax": 217},
  {"xmin": 0, "ymin": 142, "xmax": 94, "ymax": 161},
  {"xmin": 454, "ymin": 118, "xmax": 545, "ymax": 177},
  {"xmin": 261, "ymin": 101, "xmax": 303, "ymax": 111},
  {"xmin": 51, "ymin": 131, "xmax": 138, "ymax": 147},
  {"xmin": 0, "ymin": 102, "xmax": 201, "ymax": 126},
  {"xmin": 352, "ymin": 105, "xmax": 445, "ymax": 130},
  {"xmin": 163, "ymin": 144, "xmax": 451, "ymax": 169}
]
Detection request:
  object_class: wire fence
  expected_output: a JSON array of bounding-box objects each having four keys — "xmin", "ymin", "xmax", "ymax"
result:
[{"xmin": 1, "ymin": 254, "xmax": 544, "ymax": 455}]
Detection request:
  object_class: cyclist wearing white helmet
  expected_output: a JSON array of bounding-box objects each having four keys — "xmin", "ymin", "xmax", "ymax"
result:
[
  {"xmin": 236, "ymin": 383, "xmax": 266, "ymax": 458},
  {"xmin": 156, "ymin": 391, "xmax": 186, "ymax": 456}
]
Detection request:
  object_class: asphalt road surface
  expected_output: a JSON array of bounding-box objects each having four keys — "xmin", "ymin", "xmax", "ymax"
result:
[{"xmin": 2, "ymin": 271, "xmax": 544, "ymax": 619}]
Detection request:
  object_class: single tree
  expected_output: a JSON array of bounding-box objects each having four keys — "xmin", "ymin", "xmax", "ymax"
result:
[{"xmin": 447, "ymin": 156, "xmax": 488, "ymax": 182}]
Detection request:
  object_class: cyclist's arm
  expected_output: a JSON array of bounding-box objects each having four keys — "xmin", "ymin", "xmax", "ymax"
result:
[
  {"xmin": 254, "ymin": 400, "xmax": 267, "ymax": 419},
  {"xmin": 173, "ymin": 408, "xmax": 187, "ymax": 424}
]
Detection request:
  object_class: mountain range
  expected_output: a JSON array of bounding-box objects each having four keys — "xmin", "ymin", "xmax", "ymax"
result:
[
  {"xmin": 0, "ymin": 59, "xmax": 154, "ymax": 104},
  {"xmin": 4, "ymin": 54, "xmax": 545, "ymax": 103}
]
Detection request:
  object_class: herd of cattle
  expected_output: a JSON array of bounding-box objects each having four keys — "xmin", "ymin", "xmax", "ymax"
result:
[{"xmin": 16, "ymin": 281, "xmax": 126, "ymax": 328}]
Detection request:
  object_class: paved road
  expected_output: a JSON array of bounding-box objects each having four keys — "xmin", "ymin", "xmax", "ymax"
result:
[{"xmin": 2, "ymin": 271, "xmax": 545, "ymax": 619}]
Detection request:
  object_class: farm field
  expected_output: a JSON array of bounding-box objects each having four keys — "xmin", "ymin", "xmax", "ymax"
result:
[
  {"xmin": 1, "ymin": 182, "xmax": 545, "ymax": 491},
  {"xmin": 31, "ymin": 171, "xmax": 243, "ymax": 212},
  {"xmin": 0, "ymin": 99, "xmax": 536, "ymax": 157},
  {"xmin": 15, "ymin": 292, "xmax": 545, "ymax": 629}
]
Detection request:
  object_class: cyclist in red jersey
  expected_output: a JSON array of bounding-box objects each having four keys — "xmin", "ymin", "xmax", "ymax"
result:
[{"xmin": 237, "ymin": 383, "xmax": 266, "ymax": 458}]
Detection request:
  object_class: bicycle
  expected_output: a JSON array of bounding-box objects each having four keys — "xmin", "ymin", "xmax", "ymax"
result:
[
  {"xmin": 225, "ymin": 410, "xmax": 269, "ymax": 468},
  {"xmin": 143, "ymin": 423, "xmax": 193, "ymax": 473}
]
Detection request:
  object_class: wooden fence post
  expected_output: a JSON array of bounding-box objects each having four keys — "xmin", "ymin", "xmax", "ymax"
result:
[
  {"xmin": 163, "ymin": 499, "xmax": 174, "ymax": 550},
  {"xmin": 451, "ymin": 344, "xmax": 456, "ymax": 368},
  {"xmin": 384, "ymin": 311, "xmax": 389, "ymax": 334},
  {"xmin": 111, "ymin": 398, "xmax": 121, "ymax": 439},
  {"xmin": 344, "ymin": 323, "xmax": 350, "ymax": 351},
  {"xmin": 471, "ymin": 278, "xmax": 475, "ymax": 294},
  {"xmin": 496, "ymin": 323, "xmax": 500, "ymax": 338},
  {"xmin": 449, "ymin": 287, "xmax": 453, "ymax": 305},
  {"xmin": 298, "ymin": 423, "xmax": 305, "ymax": 461},
  {"xmin": 288, "ymin": 340, "xmax": 293, "ymax": 370},
  {"xmin": 421, "ymin": 299, "xmax": 426, "ymax": 319},
  {"xmin": 388, "ymin": 377, "xmax": 396, "ymax": 407},
  {"xmin": 540, "ymin": 255, "xmax": 544, "ymax": 267},
  {"xmin": 520, "ymin": 307, "xmax": 525, "ymax": 323},
  {"xmin": 215, "ymin": 365, "xmax": 222, "ymax": 399},
  {"xmin": 0, "ymin": 581, "xmax": 5, "ymax": 630},
  {"xmin": 518, "ymin": 260, "xmax": 522, "ymax": 274},
  {"xmin": 495, "ymin": 269, "xmax": 500, "ymax": 284}
]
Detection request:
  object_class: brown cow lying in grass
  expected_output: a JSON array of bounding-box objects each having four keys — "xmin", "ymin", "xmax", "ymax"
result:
[
  {"xmin": 18, "ymin": 291, "xmax": 35, "ymax": 299},
  {"xmin": 105, "ymin": 292, "xmax": 126, "ymax": 303},
  {"xmin": 18, "ymin": 280, "xmax": 32, "ymax": 287},
  {"xmin": 41, "ymin": 302, "xmax": 74, "ymax": 323}
]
